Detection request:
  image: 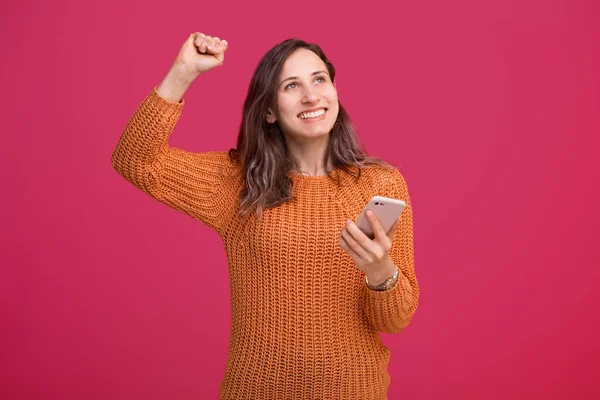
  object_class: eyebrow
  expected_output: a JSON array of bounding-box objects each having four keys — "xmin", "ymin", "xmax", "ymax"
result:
[{"xmin": 280, "ymin": 70, "xmax": 329, "ymax": 85}]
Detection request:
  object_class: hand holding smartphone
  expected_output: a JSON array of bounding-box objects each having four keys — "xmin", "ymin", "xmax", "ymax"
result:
[{"xmin": 355, "ymin": 196, "xmax": 407, "ymax": 239}]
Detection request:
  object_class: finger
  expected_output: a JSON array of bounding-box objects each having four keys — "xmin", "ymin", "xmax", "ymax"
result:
[
  {"xmin": 193, "ymin": 32, "xmax": 206, "ymax": 47},
  {"xmin": 340, "ymin": 228, "xmax": 369, "ymax": 261},
  {"xmin": 207, "ymin": 37, "xmax": 221, "ymax": 54},
  {"xmin": 387, "ymin": 216, "xmax": 402, "ymax": 240},
  {"xmin": 199, "ymin": 35, "xmax": 212, "ymax": 53},
  {"xmin": 220, "ymin": 39, "xmax": 228, "ymax": 51},
  {"xmin": 339, "ymin": 235, "xmax": 361, "ymax": 261},
  {"xmin": 366, "ymin": 210, "xmax": 387, "ymax": 241},
  {"xmin": 345, "ymin": 220, "xmax": 376, "ymax": 250}
]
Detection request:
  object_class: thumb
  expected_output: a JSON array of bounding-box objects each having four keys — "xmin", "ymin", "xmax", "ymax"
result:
[{"xmin": 185, "ymin": 33, "xmax": 197, "ymax": 48}]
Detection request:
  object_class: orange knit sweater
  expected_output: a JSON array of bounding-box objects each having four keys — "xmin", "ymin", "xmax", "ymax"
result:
[{"xmin": 111, "ymin": 87, "xmax": 419, "ymax": 399}]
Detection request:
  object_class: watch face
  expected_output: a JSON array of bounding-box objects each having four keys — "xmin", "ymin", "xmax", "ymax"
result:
[
  {"xmin": 366, "ymin": 266, "xmax": 399, "ymax": 291},
  {"xmin": 371, "ymin": 270, "xmax": 400, "ymax": 291}
]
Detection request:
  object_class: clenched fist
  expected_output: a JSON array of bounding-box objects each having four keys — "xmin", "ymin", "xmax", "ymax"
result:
[{"xmin": 173, "ymin": 32, "xmax": 229, "ymax": 78}]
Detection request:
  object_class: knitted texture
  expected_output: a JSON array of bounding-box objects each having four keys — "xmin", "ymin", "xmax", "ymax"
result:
[{"xmin": 111, "ymin": 87, "xmax": 420, "ymax": 399}]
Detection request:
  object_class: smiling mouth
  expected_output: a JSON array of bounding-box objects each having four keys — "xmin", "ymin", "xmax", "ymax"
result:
[{"xmin": 298, "ymin": 108, "xmax": 327, "ymax": 120}]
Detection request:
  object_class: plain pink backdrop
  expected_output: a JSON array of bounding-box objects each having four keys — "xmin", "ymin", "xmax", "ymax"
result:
[{"xmin": 1, "ymin": 0, "xmax": 598, "ymax": 399}]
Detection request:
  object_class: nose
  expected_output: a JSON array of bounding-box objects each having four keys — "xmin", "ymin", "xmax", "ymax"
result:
[{"xmin": 301, "ymin": 85, "xmax": 319, "ymax": 104}]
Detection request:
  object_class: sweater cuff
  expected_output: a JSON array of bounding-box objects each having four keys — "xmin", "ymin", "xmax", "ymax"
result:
[{"xmin": 146, "ymin": 86, "xmax": 186, "ymax": 114}]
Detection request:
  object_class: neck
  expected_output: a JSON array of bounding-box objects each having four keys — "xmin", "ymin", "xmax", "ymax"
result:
[{"xmin": 285, "ymin": 134, "xmax": 331, "ymax": 176}]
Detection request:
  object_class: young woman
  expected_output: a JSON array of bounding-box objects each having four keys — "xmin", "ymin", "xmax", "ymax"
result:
[{"xmin": 112, "ymin": 32, "xmax": 419, "ymax": 400}]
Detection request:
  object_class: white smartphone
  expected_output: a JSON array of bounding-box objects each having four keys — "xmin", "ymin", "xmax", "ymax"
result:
[{"xmin": 355, "ymin": 196, "xmax": 407, "ymax": 239}]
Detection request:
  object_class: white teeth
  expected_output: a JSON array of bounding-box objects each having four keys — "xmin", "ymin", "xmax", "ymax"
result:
[{"xmin": 299, "ymin": 109, "xmax": 326, "ymax": 119}]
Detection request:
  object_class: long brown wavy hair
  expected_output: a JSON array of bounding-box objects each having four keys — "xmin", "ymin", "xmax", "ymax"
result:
[{"xmin": 228, "ymin": 39, "xmax": 393, "ymax": 218}]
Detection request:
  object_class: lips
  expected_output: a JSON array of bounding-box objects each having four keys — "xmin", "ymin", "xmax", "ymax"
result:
[{"xmin": 297, "ymin": 108, "xmax": 327, "ymax": 119}]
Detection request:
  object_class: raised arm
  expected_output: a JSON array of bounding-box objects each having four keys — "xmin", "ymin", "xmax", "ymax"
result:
[{"xmin": 111, "ymin": 33, "xmax": 239, "ymax": 232}]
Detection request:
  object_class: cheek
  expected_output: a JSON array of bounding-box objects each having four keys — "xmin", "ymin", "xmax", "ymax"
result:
[
  {"xmin": 325, "ymin": 89, "xmax": 339, "ymax": 111},
  {"xmin": 328, "ymin": 94, "xmax": 340, "ymax": 116},
  {"xmin": 277, "ymin": 97, "xmax": 297, "ymax": 120},
  {"xmin": 326, "ymin": 85, "xmax": 338, "ymax": 100}
]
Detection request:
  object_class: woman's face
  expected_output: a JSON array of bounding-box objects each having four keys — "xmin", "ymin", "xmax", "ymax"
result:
[{"xmin": 267, "ymin": 48, "xmax": 339, "ymax": 142}]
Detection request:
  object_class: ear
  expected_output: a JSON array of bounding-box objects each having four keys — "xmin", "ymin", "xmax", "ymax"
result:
[{"xmin": 266, "ymin": 109, "xmax": 276, "ymax": 124}]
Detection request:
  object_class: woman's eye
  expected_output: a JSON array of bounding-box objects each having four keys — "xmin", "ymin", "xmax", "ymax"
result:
[{"xmin": 285, "ymin": 77, "xmax": 326, "ymax": 90}]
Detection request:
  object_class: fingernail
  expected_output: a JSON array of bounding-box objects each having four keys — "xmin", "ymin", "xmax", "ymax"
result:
[{"xmin": 367, "ymin": 210, "xmax": 374, "ymax": 218}]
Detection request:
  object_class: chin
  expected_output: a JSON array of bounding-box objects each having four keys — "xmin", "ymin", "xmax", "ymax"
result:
[
  {"xmin": 302, "ymin": 128, "xmax": 332, "ymax": 138},
  {"xmin": 283, "ymin": 121, "xmax": 334, "ymax": 140}
]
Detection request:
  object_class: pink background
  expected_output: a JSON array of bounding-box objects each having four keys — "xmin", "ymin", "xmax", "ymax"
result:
[{"xmin": 2, "ymin": 0, "xmax": 598, "ymax": 398}]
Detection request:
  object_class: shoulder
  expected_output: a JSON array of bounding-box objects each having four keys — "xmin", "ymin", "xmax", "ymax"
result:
[{"xmin": 356, "ymin": 163, "xmax": 409, "ymax": 195}]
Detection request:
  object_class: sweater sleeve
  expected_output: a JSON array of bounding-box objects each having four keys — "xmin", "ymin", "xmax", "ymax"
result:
[
  {"xmin": 361, "ymin": 169, "xmax": 420, "ymax": 334},
  {"xmin": 111, "ymin": 87, "xmax": 239, "ymax": 233}
]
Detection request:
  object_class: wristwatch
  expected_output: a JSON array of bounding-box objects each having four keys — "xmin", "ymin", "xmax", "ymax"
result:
[{"xmin": 365, "ymin": 266, "xmax": 399, "ymax": 291}]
